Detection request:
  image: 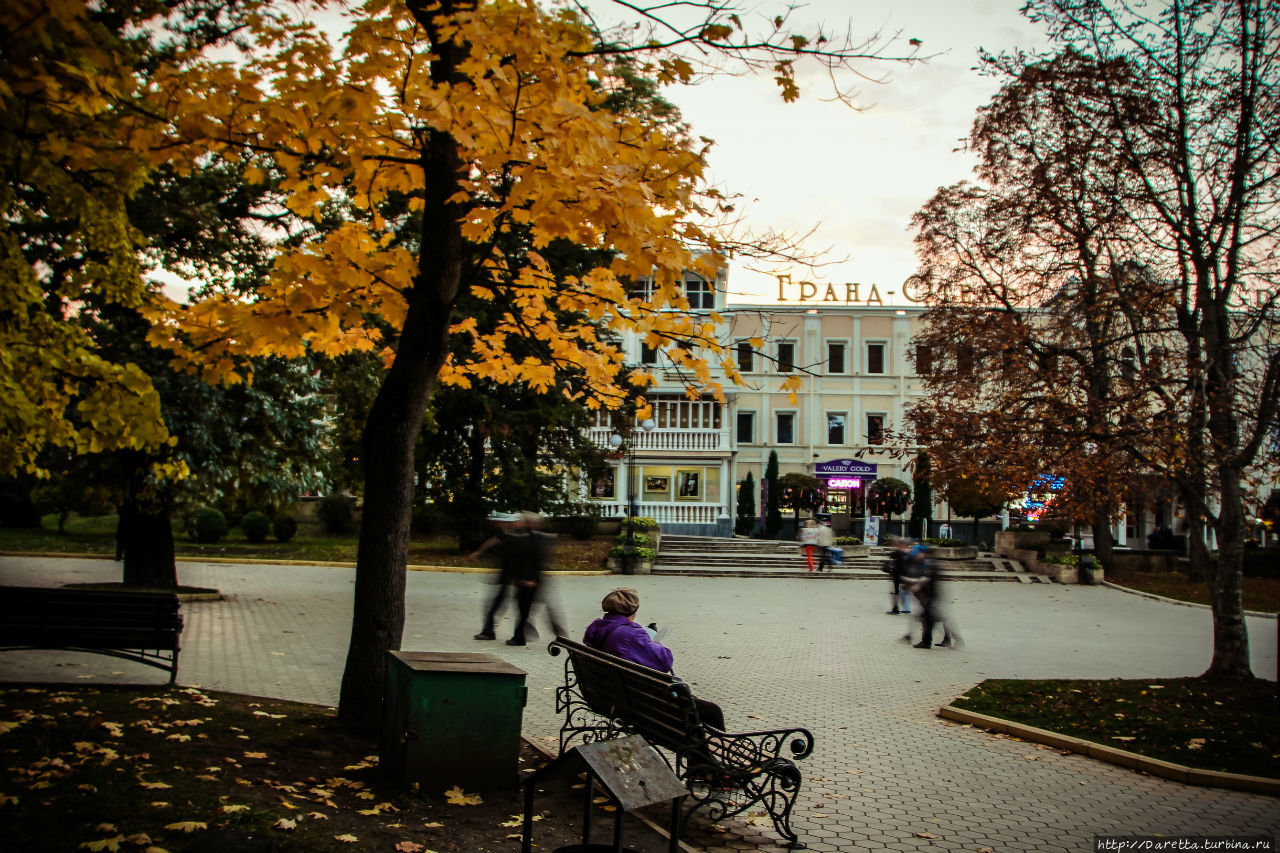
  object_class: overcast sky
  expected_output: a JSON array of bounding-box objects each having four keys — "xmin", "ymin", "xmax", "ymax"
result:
[{"xmin": 606, "ymin": 0, "xmax": 1053, "ymax": 305}]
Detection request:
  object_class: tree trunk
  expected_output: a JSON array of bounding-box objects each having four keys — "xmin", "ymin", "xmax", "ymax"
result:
[
  {"xmin": 118, "ymin": 501, "xmax": 178, "ymax": 589},
  {"xmin": 1091, "ymin": 510, "xmax": 1115, "ymax": 575},
  {"xmin": 1203, "ymin": 471, "xmax": 1252, "ymax": 680},
  {"xmin": 338, "ymin": 114, "xmax": 468, "ymax": 735},
  {"xmin": 117, "ymin": 458, "xmax": 177, "ymax": 589}
]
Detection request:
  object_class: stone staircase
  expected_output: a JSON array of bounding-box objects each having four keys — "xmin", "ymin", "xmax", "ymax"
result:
[{"xmin": 652, "ymin": 534, "xmax": 1049, "ymax": 581}]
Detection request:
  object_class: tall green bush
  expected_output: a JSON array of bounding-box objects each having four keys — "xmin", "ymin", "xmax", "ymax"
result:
[
  {"xmin": 736, "ymin": 472, "xmax": 756, "ymax": 535},
  {"xmin": 764, "ymin": 451, "xmax": 782, "ymax": 539},
  {"xmin": 317, "ymin": 494, "xmax": 356, "ymax": 533},
  {"xmin": 240, "ymin": 511, "xmax": 271, "ymax": 543},
  {"xmin": 190, "ymin": 507, "xmax": 228, "ymax": 544},
  {"xmin": 273, "ymin": 514, "xmax": 298, "ymax": 543}
]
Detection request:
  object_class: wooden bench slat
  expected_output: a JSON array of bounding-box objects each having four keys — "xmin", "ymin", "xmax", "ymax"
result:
[{"xmin": 0, "ymin": 586, "xmax": 184, "ymax": 684}]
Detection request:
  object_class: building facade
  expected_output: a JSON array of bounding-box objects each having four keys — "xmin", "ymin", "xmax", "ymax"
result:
[{"xmin": 580, "ymin": 272, "xmax": 930, "ymax": 537}]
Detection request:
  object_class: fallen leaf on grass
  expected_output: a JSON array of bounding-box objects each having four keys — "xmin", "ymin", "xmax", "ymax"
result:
[
  {"xmin": 1188, "ymin": 738, "xmax": 1206, "ymax": 750},
  {"xmin": 422, "ymin": 822, "xmax": 443, "ymax": 828},
  {"xmin": 273, "ymin": 818, "xmax": 297, "ymax": 831},
  {"xmin": 164, "ymin": 734, "xmax": 191, "ymax": 743},
  {"xmin": 163, "ymin": 822, "xmax": 207, "ymax": 833},
  {"xmin": 195, "ymin": 775, "xmax": 219, "ymax": 782},
  {"xmin": 396, "ymin": 843, "xmax": 437, "ymax": 853},
  {"xmin": 243, "ymin": 752, "xmax": 267, "ymax": 759},
  {"xmin": 306, "ymin": 812, "xmax": 329, "ymax": 820},
  {"xmin": 94, "ymin": 825, "xmax": 118, "ymax": 834},
  {"xmin": 123, "ymin": 833, "xmax": 153, "ymax": 845},
  {"xmin": 334, "ymin": 834, "xmax": 359, "ymax": 843},
  {"xmin": 218, "ymin": 805, "xmax": 250, "ymax": 814},
  {"xmin": 1, "ymin": 794, "xmax": 18, "ymax": 806},
  {"xmin": 444, "ymin": 786, "xmax": 482, "ymax": 806},
  {"xmin": 79, "ymin": 835, "xmax": 124, "ymax": 851},
  {"xmin": 252, "ymin": 711, "xmax": 285, "ymax": 719}
]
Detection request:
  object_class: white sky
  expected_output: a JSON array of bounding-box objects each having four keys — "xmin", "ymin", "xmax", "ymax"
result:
[{"xmin": 613, "ymin": 0, "xmax": 1053, "ymax": 305}]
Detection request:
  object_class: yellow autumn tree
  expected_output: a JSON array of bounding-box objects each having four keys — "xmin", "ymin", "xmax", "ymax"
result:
[
  {"xmin": 147, "ymin": 0, "xmax": 913, "ymax": 732},
  {"xmin": 0, "ymin": 1, "xmax": 181, "ymax": 477}
]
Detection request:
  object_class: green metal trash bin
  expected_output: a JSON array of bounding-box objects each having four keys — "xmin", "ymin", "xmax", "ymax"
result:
[{"xmin": 381, "ymin": 651, "xmax": 527, "ymax": 792}]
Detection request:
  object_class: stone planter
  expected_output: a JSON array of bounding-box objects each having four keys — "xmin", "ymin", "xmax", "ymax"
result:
[
  {"xmin": 606, "ymin": 556, "xmax": 653, "ymax": 575},
  {"xmin": 994, "ymin": 530, "xmax": 1049, "ymax": 557},
  {"xmin": 927, "ymin": 545, "xmax": 978, "ymax": 560}
]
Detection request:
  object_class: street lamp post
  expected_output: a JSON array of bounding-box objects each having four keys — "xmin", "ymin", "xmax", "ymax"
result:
[{"xmin": 609, "ymin": 417, "xmax": 656, "ymax": 574}]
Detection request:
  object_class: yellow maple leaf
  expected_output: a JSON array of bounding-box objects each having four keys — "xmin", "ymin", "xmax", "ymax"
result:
[
  {"xmin": 163, "ymin": 821, "xmax": 207, "ymax": 833},
  {"xmin": 218, "ymin": 804, "xmax": 250, "ymax": 814},
  {"xmin": 78, "ymin": 836, "xmax": 123, "ymax": 851},
  {"xmin": 138, "ymin": 780, "xmax": 171, "ymax": 790},
  {"xmin": 273, "ymin": 818, "xmax": 297, "ymax": 830},
  {"xmin": 334, "ymin": 834, "xmax": 359, "ymax": 843},
  {"xmin": 123, "ymin": 834, "xmax": 152, "ymax": 846},
  {"xmin": 444, "ymin": 786, "xmax": 483, "ymax": 806},
  {"xmin": 243, "ymin": 751, "xmax": 267, "ymax": 759}
]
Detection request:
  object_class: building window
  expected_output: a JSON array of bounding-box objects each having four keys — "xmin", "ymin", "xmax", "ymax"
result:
[
  {"xmin": 736, "ymin": 411, "xmax": 755, "ymax": 444},
  {"xmin": 915, "ymin": 344, "xmax": 932, "ymax": 376},
  {"xmin": 866, "ymin": 413, "xmax": 885, "ymax": 444},
  {"xmin": 628, "ymin": 278, "xmax": 655, "ymax": 302},
  {"xmin": 827, "ymin": 412, "xmax": 846, "ymax": 445},
  {"xmin": 866, "ymin": 342, "xmax": 886, "ymax": 374},
  {"xmin": 777, "ymin": 341, "xmax": 796, "ymax": 373},
  {"xmin": 735, "ymin": 340, "xmax": 755, "ymax": 372},
  {"xmin": 684, "ymin": 274, "xmax": 714, "ymax": 309},
  {"xmin": 776, "ymin": 412, "xmax": 795, "ymax": 444},
  {"xmin": 640, "ymin": 342, "xmax": 658, "ymax": 365},
  {"xmin": 827, "ymin": 342, "xmax": 846, "ymax": 374}
]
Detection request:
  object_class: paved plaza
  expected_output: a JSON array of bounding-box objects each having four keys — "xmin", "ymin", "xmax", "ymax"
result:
[{"xmin": 1, "ymin": 555, "xmax": 1276, "ymax": 852}]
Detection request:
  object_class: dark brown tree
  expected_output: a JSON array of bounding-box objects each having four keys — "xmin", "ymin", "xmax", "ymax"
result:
[{"xmin": 911, "ymin": 0, "xmax": 1279, "ymax": 680}]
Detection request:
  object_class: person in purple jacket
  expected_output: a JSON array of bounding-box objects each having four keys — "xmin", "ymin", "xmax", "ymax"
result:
[{"xmin": 583, "ymin": 587, "xmax": 724, "ymax": 730}]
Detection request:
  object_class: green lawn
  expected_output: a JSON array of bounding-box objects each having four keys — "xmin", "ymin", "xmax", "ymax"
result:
[
  {"xmin": 0, "ymin": 513, "xmax": 612, "ymax": 572},
  {"xmin": 951, "ymin": 677, "xmax": 1279, "ymax": 778}
]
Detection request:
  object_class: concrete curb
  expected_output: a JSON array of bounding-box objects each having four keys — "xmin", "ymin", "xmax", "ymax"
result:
[
  {"xmin": 937, "ymin": 705, "xmax": 1280, "ymax": 797},
  {"xmin": 0, "ymin": 551, "xmax": 610, "ymax": 577},
  {"xmin": 1099, "ymin": 581, "xmax": 1277, "ymax": 618}
]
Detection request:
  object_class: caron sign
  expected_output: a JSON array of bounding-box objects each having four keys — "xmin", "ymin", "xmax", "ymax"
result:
[{"xmin": 826, "ymin": 478, "xmax": 863, "ymax": 489}]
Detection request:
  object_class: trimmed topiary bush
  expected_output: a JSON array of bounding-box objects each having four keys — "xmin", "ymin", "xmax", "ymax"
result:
[
  {"xmin": 191, "ymin": 507, "xmax": 228, "ymax": 544},
  {"xmin": 317, "ymin": 494, "xmax": 356, "ymax": 533},
  {"xmin": 240, "ymin": 511, "xmax": 271, "ymax": 543},
  {"xmin": 272, "ymin": 514, "xmax": 298, "ymax": 543}
]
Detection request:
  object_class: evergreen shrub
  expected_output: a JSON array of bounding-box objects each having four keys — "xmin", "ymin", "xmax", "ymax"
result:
[
  {"xmin": 317, "ymin": 495, "xmax": 356, "ymax": 533},
  {"xmin": 191, "ymin": 507, "xmax": 228, "ymax": 544},
  {"xmin": 240, "ymin": 511, "xmax": 271, "ymax": 543},
  {"xmin": 272, "ymin": 514, "xmax": 298, "ymax": 543}
]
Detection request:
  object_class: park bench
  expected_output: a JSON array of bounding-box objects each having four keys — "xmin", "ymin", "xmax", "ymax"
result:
[
  {"xmin": 0, "ymin": 586, "xmax": 184, "ymax": 684},
  {"xmin": 548, "ymin": 636, "xmax": 815, "ymax": 849}
]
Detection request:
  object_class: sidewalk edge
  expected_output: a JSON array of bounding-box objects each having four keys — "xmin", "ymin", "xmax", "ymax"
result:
[
  {"xmin": 1099, "ymin": 581, "xmax": 1276, "ymax": 618},
  {"xmin": 937, "ymin": 705, "xmax": 1280, "ymax": 796}
]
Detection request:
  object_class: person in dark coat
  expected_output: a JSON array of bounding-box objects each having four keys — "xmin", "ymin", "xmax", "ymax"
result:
[
  {"xmin": 884, "ymin": 537, "xmax": 913, "ymax": 615},
  {"xmin": 909, "ymin": 548, "xmax": 958, "ymax": 649}
]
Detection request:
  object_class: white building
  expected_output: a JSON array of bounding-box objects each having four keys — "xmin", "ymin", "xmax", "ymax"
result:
[{"xmin": 581, "ymin": 271, "xmax": 929, "ymax": 537}]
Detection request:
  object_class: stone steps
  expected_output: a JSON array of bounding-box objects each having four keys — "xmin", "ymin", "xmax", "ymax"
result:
[{"xmin": 652, "ymin": 534, "xmax": 1040, "ymax": 580}]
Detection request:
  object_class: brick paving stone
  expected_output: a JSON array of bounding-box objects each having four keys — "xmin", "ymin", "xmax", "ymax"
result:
[{"xmin": 1, "ymin": 555, "xmax": 1277, "ymax": 852}]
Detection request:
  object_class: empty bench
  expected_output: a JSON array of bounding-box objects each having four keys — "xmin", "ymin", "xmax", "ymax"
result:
[
  {"xmin": 0, "ymin": 586, "xmax": 184, "ymax": 684},
  {"xmin": 549, "ymin": 636, "xmax": 815, "ymax": 849}
]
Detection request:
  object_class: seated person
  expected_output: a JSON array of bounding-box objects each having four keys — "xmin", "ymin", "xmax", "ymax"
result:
[{"xmin": 583, "ymin": 587, "xmax": 724, "ymax": 731}]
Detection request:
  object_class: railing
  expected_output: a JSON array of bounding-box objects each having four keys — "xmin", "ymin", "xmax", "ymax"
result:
[
  {"xmin": 592, "ymin": 502, "xmax": 726, "ymax": 526},
  {"xmin": 588, "ymin": 428, "xmax": 721, "ymax": 452}
]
